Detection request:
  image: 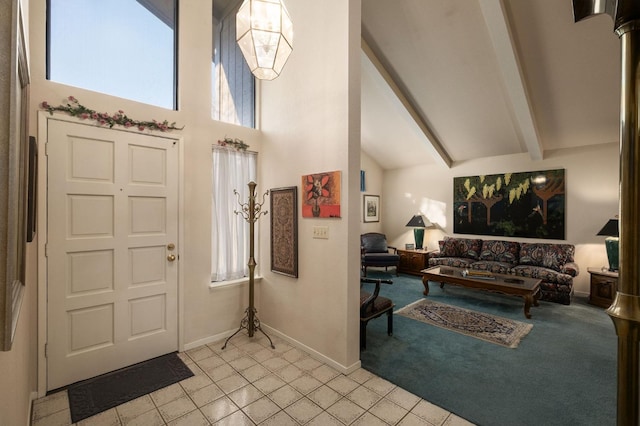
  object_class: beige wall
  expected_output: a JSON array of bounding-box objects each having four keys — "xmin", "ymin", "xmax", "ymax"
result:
[
  {"xmin": 0, "ymin": 245, "xmax": 37, "ymax": 426},
  {"xmin": 381, "ymin": 143, "xmax": 619, "ymax": 296},
  {"xmin": 258, "ymin": 0, "xmax": 362, "ymax": 370}
]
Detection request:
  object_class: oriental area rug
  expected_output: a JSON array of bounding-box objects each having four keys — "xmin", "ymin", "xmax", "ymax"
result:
[{"xmin": 396, "ymin": 299, "xmax": 533, "ymax": 348}]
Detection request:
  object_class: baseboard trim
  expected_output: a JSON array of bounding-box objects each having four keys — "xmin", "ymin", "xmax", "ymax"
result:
[
  {"xmin": 261, "ymin": 324, "xmax": 362, "ymax": 375},
  {"xmin": 183, "ymin": 329, "xmax": 236, "ymax": 351},
  {"xmin": 183, "ymin": 324, "xmax": 361, "ymax": 375}
]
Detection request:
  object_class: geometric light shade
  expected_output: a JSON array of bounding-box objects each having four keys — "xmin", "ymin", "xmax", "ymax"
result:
[{"xmin": 236, "ymin": 0, "xmax": 293, "ymax": 80}]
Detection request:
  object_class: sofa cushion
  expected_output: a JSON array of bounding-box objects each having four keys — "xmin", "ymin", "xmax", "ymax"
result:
[
  {"xmin": 478, "ymin": 240, "xmax": 520, "ymax": 266},
  {"xmin": 439, "ymin": 239, "xmax": 458, "ymax": 257},
  {"xmin": 511, "ymin": 265, "xmax": 574, "ymax": 285},
  {"xmin": 470, "ymin": 261, "xmax": 512, "ymax": 275},
  {"xmin": 429, "ymin": 257, "xmax": 475, "ymax": 269},
  {"xmin": 443, "ymin": 237, "xmax": 482, "ymax": 260},
  {"xmin": 518, "ymin": 243, "xmax": 574, "ymax": 272}
]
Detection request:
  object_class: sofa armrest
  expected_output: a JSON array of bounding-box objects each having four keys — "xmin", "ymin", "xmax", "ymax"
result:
[{"xmin": 561, "ymin": 261, "xmax": 580, "ymax": 277}]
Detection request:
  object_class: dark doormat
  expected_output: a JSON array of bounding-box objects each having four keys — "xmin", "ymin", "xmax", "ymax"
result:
[{"xmin": 67, "ymin": 352, "xmax": 193, "ymax": 423}]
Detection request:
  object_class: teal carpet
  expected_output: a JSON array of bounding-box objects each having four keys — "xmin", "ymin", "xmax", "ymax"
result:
[{"xmin": 360, "ymin": 270, "xmax": 616, "ymax": 426}]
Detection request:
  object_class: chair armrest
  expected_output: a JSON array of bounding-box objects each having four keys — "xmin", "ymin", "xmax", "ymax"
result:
[
  {"xmin": 360, "ymin": 278, "xmax": 393, "ymax": 297},
  {"xmin": 360, "ymin": 278, "xmax": 393, "ymax": 316},
  {"xmin": 561, "ymin": 262, "xmax": 580, "ymax": 277},
  {"xmin": 387, "ymin": 246, "xmax": 398, "ymax": 254}
]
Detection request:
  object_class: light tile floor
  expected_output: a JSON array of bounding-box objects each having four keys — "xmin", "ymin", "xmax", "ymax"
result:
[{"xmin": 31, "ymin": 334, "xmax": 475, "ymax": 425}]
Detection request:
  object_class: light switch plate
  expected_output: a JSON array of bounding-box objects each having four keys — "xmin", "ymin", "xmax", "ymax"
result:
[{"xmin": 312, "ymin": 226, "xmax": 329, "ymax": 239}]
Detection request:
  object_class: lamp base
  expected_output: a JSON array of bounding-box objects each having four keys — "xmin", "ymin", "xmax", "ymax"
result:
[
  {"xmin": 413, "ymin": 228, "xmax": 424, "ymax": 250},
  {"xmin": 605, "ymin": 237, "xmax": 619, "ymax": 271}
]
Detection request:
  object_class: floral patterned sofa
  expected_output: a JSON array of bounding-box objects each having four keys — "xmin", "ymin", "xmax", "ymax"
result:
[{"xmin": 428, "ymin": 236, "xmax": 579, "ymax": 305}]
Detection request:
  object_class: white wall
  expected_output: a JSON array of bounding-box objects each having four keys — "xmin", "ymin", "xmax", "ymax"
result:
[
  {"xmin": 258, "ymin": 0, "xmax": 362, "ymax": 370},
  {"xmin": 382, "ymin": 143, "xmax": 619, "ymax": 296}
]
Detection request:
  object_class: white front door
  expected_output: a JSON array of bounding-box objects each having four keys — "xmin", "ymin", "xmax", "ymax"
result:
[{"xmin": 46, "ymin": 119, "xmax": 179, "ymax": 391}]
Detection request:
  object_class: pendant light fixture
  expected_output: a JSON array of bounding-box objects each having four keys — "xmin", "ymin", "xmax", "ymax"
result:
[{"xmin": 236, "ymin": 0, "xmax": 293, "ymax": 81}]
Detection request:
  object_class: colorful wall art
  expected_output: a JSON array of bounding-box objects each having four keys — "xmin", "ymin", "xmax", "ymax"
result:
[
  {"xmin": 453, "ymin": 169, "xmax": 565, "ymax": 239},
  {"xmin": 302, "ymin": 170, "xmax": 341, "ymax": 218}
]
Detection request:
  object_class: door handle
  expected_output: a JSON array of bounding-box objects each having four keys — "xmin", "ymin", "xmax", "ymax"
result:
[{"xmin": 167, "ymin": 254, "xmax": 176, "ymax": 262}]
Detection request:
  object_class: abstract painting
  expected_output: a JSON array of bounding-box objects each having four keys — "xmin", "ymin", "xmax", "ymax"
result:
[
  {"xmin": 301, "ymin": 170, "xmax": 341, "ymax": 218},
  {"xmin": 453, "ymin": 169, "xmax": 565, "ymax": 239}
]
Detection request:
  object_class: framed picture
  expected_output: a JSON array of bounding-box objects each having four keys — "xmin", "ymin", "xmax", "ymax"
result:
[
  {"xmin": 270, "ymin": 186, "xmax": 298, "ymax": 277},
  {"xmin": 405, "ymin": 243, "xmax": 415, "ymax": 250},
  {"xmin": 453, "ymin": 168, "xmax": 565, "ymax": 239},
  {"xmin": 363, "ymin": 195, "xmax": 380, "ymax": 223},
  {"xmin": 301, "ymin": 170, "xmax": 341, "ymax": 218}
]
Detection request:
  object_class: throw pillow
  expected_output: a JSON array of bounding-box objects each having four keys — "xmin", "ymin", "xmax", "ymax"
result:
[
  {"xmin": 457, "ymin": 238, "xmax": 483, "ymax": 260},
  {"xmin": 479, "ymin": 240, "xmax": 520, "ymax": 266},
  {"xmin": 440, "ymin": 239, "xmax": 459, "ymax": 257}
]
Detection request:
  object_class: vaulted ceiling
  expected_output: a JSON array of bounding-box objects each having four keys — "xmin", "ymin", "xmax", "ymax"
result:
[{"xmin": 361, "ymin": 0, "xmax": 621, "ymax": 170}]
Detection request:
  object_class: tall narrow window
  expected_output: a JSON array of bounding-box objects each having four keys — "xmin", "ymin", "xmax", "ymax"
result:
[
  {"xmin": 211, "ymin": 147, "xmax": 257, "ymax": 282},
  {"xmin": 47, "ymin": 0, "xmax": 177, "ymax": 110},
  {"xmin": 212, "ymin": 0, "xmax": 255, "ymax": 127}
]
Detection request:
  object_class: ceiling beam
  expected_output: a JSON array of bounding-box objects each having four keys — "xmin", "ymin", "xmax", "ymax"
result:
[
  {"xmin": 478, "ymin": 0, "xmax": 544, "ymax": 161},
  {"xmin": 361, "ymin": 38, "xmax": 453, "ymax": 168}
]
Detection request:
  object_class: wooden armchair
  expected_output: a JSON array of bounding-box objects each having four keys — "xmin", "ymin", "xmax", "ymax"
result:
[
  {"xmin": 360, "ymin": 278, "xmax": 394, "ymax": 349},
  {"xmin": 361, "ymin": 232, "xmax": 400, "ymax": 276}
]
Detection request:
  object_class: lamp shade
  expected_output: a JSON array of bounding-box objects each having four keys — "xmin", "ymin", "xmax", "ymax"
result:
[
  {"xmin": 405, "ymin": 215, "xmax": 432, "ymax": 228},
  {"xmin": 597, "ymin": 219, "xmax": 619, "ymax": 237},
  {"xmin": 236, "ymin": 0, "xmax": 293, "ymax": 81},
  {"xmin": 406, "ymin": 215, "xmax": 432, "ymax": 250}
]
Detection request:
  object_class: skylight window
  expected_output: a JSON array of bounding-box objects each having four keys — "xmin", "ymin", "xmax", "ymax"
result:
[{"xmin": 47, "ymin": 0, "xmax": 177, "ymax": 110}]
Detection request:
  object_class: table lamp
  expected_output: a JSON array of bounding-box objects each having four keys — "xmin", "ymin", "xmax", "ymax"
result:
[
  {"xmin": 406, "ymin": 214, "xmax": 432, "ymax": 250},
  {"xmin": 597, "ymin": 218, "xmax": 619, "ymax": 271}
]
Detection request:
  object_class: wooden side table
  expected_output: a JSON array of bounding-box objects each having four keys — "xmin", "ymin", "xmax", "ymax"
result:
[
  {"xmin": 398, "ymin": 249, "xmax": 434, "ymax": 275},
  {"xmin": 588, "ymin": 267, "xmax": 619, "ymax": 308}
]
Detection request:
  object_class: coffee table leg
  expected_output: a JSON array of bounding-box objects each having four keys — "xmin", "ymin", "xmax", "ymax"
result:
[
  {"xmin": 524, "ymin": 294, "xmax": 533, "ymax": 319},
  {"xmin": 421, "ymin": 276, "xmax": 430, "ymax": 296}
]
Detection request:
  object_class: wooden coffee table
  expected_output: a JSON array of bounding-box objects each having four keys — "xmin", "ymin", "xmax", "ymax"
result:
[{"xmin": 421, "ymin": 266, "xmax": 541, "ymax": 319}]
